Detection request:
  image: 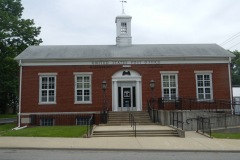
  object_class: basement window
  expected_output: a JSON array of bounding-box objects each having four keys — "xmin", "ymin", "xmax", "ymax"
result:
[
  {"xmin": 40, "ymin": 118, "xmax": 54, "ymax": 126},
  {"xmin": 76, "ymin": 117, "xmax": 90, "ymax": 125}
]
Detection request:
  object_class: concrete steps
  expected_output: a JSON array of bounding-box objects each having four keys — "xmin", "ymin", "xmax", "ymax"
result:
[
  {"xmin": 107, "ymin": 111, "xmax": 154, "ymax": 125},
  {"xmin": 93, "ymin": 111, "xmax": 180, "ymax": 137},
  {"xmin": 93, "ymin": 130, "xmax": 179, "ymax": 137}
]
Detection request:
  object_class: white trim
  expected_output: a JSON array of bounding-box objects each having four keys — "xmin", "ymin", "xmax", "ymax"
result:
[
  {"xmin": 19, "ymin": 58, "xmax": 230, "ymax": 66},
  {"xmin": 123, "ymin": 65, "xmax": 131, "ymax": 68},
  {"xmin": 38, "ymin": 102, "xmax": 57, "ymax": 105},
  {"xmin": 39, "ymin": 75, "xmax": 57, "ymax": 104},
  {"xmin": 160, "ymin": 71, "xmax": 179, "ymax": 74},
  {"xmin": 38, "ymin": 73, "xmax": 58, "ymax": 76},
  {"xmin": 194, "ymin": 70, "xmax": 213, "ymax": 74},
  {"xmin": 20, "ymin": 61, "xmax": 230, "ymax": 66},
  {"xmin": 74, "ymin": 101, "xmax": 92, "ymax": 104},
  {"xmin": 73, "ymin": 72, "xmax": 93, "ymax": 75},
  {"xmin": 160, "ymin": 73, "xmax": 179, "ymax": 99},
  {"xmin": 112, "ymin": 69, "xmax": 142, "ymax": 112},
  {"xmin": 74, "ymin": 74, "xmax": 92, "ymax": 104},
  {"xmin": 195, "ymin": 73, "xmax": 213, "ymax": 100},
  {"xmin": 18, "ymin": 60, "xmax": 22, "ymax": 127}
]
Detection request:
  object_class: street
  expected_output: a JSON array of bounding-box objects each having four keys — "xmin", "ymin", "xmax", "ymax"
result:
[
  {"xmin": 0, "ymin": 118, "xmax": 17, "ymax": 124},
  {"xmin": 0, "ymin": 149, "xmax": 240, "ymax": 160}
]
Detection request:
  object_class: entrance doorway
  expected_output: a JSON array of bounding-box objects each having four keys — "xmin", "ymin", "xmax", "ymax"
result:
[
  {"xmin": 112, "ymin": 70, "xmax": 142, "ymax": 112},
  {"xmin": 118, "ymin": 87, "xmax": 136, "ymax": 111}
]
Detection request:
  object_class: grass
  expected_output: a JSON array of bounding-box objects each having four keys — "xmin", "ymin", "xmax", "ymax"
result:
[
  {"xmin": 0, "ymin": 124, "xmax": 16, "ymax": 133},
  {"xmin": 0, "ymin": 124, "xmax": 88, "ymax": 138},
  {"xmin": 0, "ymin": 114, "xmax": 17, "ymax": 119},
  {"xmin": 212, "ymin": 132, "xmax": 240, "ymax": 139}
]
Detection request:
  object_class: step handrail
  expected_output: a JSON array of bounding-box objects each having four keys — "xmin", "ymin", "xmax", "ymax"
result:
[
  {"xmin": 87, "ymin": 114, "xmax": 94, "ymax": 137},
  {"xmin": 129, "ymin": 113, "xmax": 137, "ymax": 137}
]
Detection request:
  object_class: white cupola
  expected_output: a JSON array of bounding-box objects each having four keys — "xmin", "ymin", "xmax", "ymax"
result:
[{"xmin": 115, "ymin": 14, "xmax": 132, "ymax": 46}]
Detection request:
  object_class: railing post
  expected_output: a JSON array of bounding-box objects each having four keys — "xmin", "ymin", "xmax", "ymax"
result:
[
  {"xmin": 134, "ymin": 122, "xmax": 136, "ymax": 137},
  {"xmin": 87, "ymin": 120, "xmax": 89, "ymax": 137},
  {"xmin": 209, "ymin": 118, "xmax": 212, "ymax": 137},
  {"xmin": 177, "ymin": 112, "xmax": 179, "ymax": 129}
]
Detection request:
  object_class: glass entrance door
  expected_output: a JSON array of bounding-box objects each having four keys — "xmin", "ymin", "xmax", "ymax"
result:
[
  {"xmin": 117, "ymin": 85, "xmax": 136, "ymax": 111},
  {"xmin": 122, "ymin": 87, "xmax": 131, "ymax": 111}
]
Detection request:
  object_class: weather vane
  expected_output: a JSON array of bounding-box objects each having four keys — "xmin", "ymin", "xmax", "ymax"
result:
[{"xmin": 120, "ymin": 0, "xmax": 127, "ymax": 14}]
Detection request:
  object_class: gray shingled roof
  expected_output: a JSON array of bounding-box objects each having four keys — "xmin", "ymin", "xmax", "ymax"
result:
[{"xmin": 15, "ymin": 44, "xmax": 234, "ymax": 60}]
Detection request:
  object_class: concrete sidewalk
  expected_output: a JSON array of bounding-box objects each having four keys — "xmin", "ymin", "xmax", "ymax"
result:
[{"xmin": 0, "ymin": 130, "xmax": 240, "ymax": 151}]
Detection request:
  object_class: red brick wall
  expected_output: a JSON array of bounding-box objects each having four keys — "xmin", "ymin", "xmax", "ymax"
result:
[{"xmin": 20, "ymin": 64, "xmax": 231, "ymax": 113}]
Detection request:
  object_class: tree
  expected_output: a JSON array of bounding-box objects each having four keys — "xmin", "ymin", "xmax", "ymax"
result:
[
  {"xmin": 0, "ymin": 0, "xmax": 42, "ymax": 113},
  {"xmin": 231, "ymin": 50, "xmax": 240, "ymax": 86}
]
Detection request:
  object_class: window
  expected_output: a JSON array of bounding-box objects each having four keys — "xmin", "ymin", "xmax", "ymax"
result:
[
  {"xmin": 39, "ymin": 73, "xmax": 57, "ymax": 104},
  {"xmin": 76, "ymin": 117, "xmax": 90, "ymax": 125},
  {"xmin": 74, "ymin": 72, "xmax": 92, "ymax": 104},
  {"xmin": 161, "ymin": 72, "xmax": 178, "ymax": 100},
  {"xmin": 195, "ymin": 72, "xmax": 213, "ymax": 100},
  {"xmin": 40, "ymin": 118, "xmax": 54, "ymax": 126},
  {"xmin": 121, "ymin": 22, "xmax": 127, "ymax": 34}
]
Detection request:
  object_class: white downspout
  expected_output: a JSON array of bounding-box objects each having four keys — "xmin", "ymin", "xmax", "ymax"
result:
[
  {"xmin": 13, "ymin": 60, "xmax": 27, "ymax": 130},
  {"xmin": 228, "ymin": 57, "xmax": 233, "ymax": 114},
  {"xmin": 18, "ymin": 60, "xmax": 22, "ymax": 127}
]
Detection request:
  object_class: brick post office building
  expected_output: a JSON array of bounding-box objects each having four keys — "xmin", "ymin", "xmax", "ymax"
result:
[{"xmin": 15, "ymin": 13, "xmax": 235, "ymax": 126}]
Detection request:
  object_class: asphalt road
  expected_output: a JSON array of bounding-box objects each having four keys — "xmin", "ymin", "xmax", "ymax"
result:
[
  {"xmin": 0, "ymin": 149, "xmax": 240, "ymax": 160},
  {"xmin": 0, "ymin": 118, "xmax": 17, "ymax": 124}
]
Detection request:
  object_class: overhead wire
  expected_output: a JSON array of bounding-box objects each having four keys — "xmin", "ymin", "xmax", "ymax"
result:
[
  {"xmin": 220, "ymin": 32, "xmax": 240, "ymax": 46},
  {"xmin": 228, "ymin": 41, "xmax": 240, "ymax": 50}
]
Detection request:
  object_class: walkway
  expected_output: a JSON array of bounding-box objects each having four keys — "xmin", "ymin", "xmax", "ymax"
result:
[{"xmin": 0, "ymin": 128, "xmax": 240, "ymax": 151}]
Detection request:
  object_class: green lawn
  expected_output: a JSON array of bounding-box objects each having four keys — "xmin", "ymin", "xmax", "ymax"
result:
[
  {"xmin": 0, "ymin": 124, "xmax": 88, "ymax": 138},
  {"xmin": 0, "ymin": 124, "xmax": 16, "ymax": 133},
  {"xmin": 212, "ymin": 132, "xmax": 240, "ymax": 139},
  {"xmin": 0, "ymin": 114, "xmax": 17, "ymax": 119}
]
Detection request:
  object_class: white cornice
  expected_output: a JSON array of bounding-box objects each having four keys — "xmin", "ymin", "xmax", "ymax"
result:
[{"xmin": 19, "ymin": 57, "xmax": 230, "ymax": 66}]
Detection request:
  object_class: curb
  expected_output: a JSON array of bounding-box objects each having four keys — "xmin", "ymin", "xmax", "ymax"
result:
[{"xmin": 0, "ymin": 147, "xmax": 240, "ymax": 153}]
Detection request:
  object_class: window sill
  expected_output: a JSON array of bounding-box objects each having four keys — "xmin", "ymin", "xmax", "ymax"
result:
[
  {"xmin": 74, "ymin": 101, "xmax": 92, "ymax": 105},
  {"xmin": 38, "ymin": 102, "xmax": 57, "ymax": 105},
  {"xmin": 197, "ymin": 99, "xmax": 214, "ymax": 102}
]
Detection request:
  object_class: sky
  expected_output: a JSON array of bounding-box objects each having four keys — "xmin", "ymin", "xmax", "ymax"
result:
[{"xmin": 21, "ymin": 0, "xmax": 240, "ymax": 51}]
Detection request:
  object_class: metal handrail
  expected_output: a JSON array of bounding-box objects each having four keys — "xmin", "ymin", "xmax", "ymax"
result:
[
  {"xmin": 170, "ymin": 111, "xmax": 184, "ymax": 130},
  {"xmin": 147, "ymin": 100, "xmax": 159, "ymax": 123},
  {"xmin": 87, "ymin": 114, "xmax": 94, "ymax": 137},
  {"xmin": 100, "ymin": 107, "xmax": 109, "ymax": 124},
  {"xmin": 155, "ymin": 97, "xmax": 233, "ymax": 112},
  {"xmin": 196, "ymin": 116, "xmax": 212, "ymax": 137},
  {"xmin": 129, "ymin": 113, "xmax": 137, "ymax": 137}
]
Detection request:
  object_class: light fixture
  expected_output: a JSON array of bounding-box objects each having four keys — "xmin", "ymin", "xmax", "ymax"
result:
[
  {"xmin": 150, "ymin": 80, "xmax": 155, "ymax": 90},
  {"xmin": 102, "ymin": 80, "xmax": 107, "ymax": 91}
]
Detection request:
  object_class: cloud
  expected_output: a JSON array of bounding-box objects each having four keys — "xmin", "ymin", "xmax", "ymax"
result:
[{"xmin": 21, "ymin": 0, "xmax": 240, "ymax": 50}]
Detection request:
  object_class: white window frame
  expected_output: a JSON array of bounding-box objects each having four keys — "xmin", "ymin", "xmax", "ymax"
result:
[
  {"xmin": 195, "ymin": 71, "xmax": 213, "ymax": 101},
  {"xmin": 38, "ymin": 73, "xmax": 57, "ymax": 104},
  {"xmin": 160, "ymin": 71, "xmax": 179, "ymax": 100},
  {"xmin": 74, "ymin": 72, "xmax": 92, "ymax": 104}
]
